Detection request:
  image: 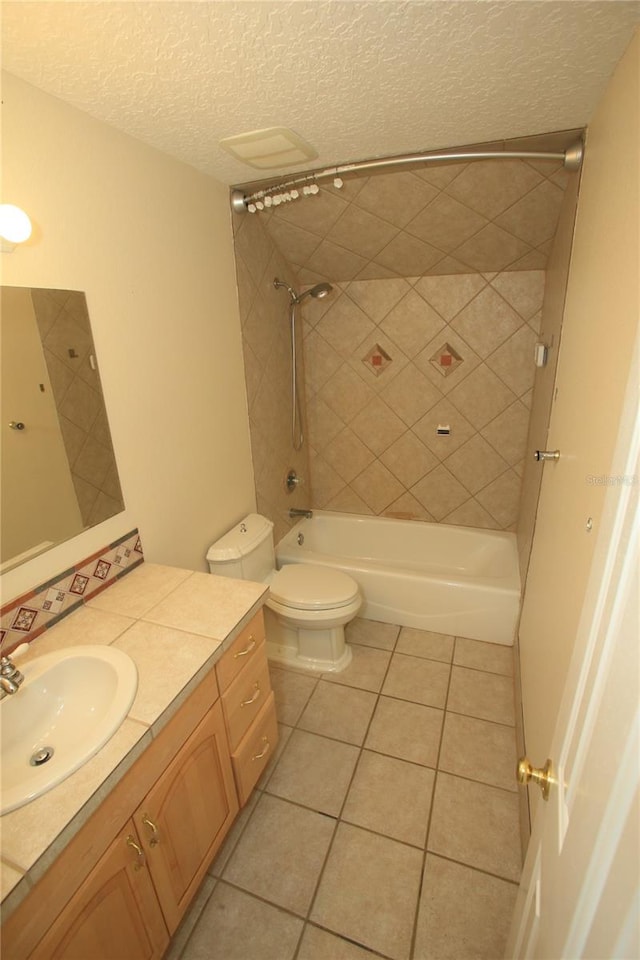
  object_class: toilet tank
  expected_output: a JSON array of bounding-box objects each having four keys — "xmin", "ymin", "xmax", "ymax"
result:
[{"xmin": 206, "ymin": 514, "xmax": 275, "ymax": 583}]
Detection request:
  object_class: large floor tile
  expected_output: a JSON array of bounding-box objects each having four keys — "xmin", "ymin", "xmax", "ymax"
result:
[
  {"xmin": 322, "ymin": 642, "xmax": 391, "ymax": 692},
  {"xmin": 454, "ymin": 636, "xmax": 514, "ymax": 676},
  {"xmin": 164, "ymin": 876, "xmax": 216, "ymax": 960},
  {"xmin": 342, "ymin": 750, "xmax": 435, "ymax": 847},
  {"xmin": 396, "ymin": 627, "xmax": 454, "ymax": 663},
  {"xmin": 382, "ymin": 652, "xmax": 450, "ymax": 708},
  {"xmin": 447, "ymin": 665, "xmax": 515, "ymax": 725},
  {"xmin": 298, "ymin": 680, "xmax": 377, "ymax": 745},
  {"xmin": 365, "ymin": 696, "xmax": 443, "ymax": 767},
  {"xmin": 414, "ymin": 854, "xmax": 518, "ymax": 960},
  {"xmin": 439, "ymin": 711, "xmax": 517, "ymax": 792},
  {"xmin": 223, "ymin": 793, "xmax": 335, "ymax": 916},
  {"xmin": 428, "ymin": 772, "xmax": 522, "ymax": 881},
  {"xmin": 345, "ymin": 617, "xmax": 400, "ymax": 651},
  {"xmin": 181, "ymin": 881, "xmax": 303, "ymax": 960},
  {"xmin": 269, "ymin": 667, "xmax": 318, "ymax": 726},
  {"xmin": 208, "ymin": 790, "xmax": 260, "ymax": 877},
  {"xmin": 311, "ymin": 822, "xmax": 423, "ymax": 960},
  {"xmin": 298, "ymin": 924, "xmax": 383, "ymax": 959},
  {"xmin": 266, "ymin": 729, "xmax": 359, "ymax": 816}
]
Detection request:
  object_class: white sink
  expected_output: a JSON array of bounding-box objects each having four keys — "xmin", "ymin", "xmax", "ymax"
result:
[{"xmin": 0, "ymin": 645, "xmax": 138, "ymax": 815}]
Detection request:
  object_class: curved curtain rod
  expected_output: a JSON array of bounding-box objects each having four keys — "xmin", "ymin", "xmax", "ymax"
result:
[{"xmin": 231, "ymin": 140, "xmax": 583, "ymax": 213}]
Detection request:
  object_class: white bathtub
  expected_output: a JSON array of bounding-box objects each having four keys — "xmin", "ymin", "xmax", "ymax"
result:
[{"xmin": 276, "ymin": 511, "xmax": 521, "ymax": 646}]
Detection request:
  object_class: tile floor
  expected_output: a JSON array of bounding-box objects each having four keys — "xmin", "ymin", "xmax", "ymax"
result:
[{"xmin": 167, "ymin": 619, "xmax": 522, "ymax": 960}]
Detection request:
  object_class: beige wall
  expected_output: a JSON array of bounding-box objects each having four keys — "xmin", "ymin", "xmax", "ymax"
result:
[
  {"xmin": 516, "ymin": 173, "xmax": 581, "ymax": 580},
  {"xmin": 1, "ymin": 72, "xmax": 255, "ymax": 602}
]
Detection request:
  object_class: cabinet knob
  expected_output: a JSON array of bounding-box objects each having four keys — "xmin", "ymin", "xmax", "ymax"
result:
[
  {"xmin": 251, "ymin": 737, "xmax": 271, "ymax": 762},
  {"xmin": 234, "ymin": 636, "xmax": 256, "ymax": 659},
  {"xmin": 241, "ymin": 682, "xmax": 262, "ymax": 708},
  {"xmin": 142, "ymin": 815, "xmax": 159, "ymax": 847},
  {"xmin": 126, "ymin": 834, "xmax": 146, "ymax": 870}
]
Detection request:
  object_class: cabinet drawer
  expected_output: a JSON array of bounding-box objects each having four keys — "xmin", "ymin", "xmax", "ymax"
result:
[
  {"xmin": 223, "ymin": 646, "xmax": 272, "ymax": 751},
  {"xmin": 232, "ymin": 692, "xmax": 279, "ymax": 806},
  {"xmin": 216, "ymin": 609, "xmax": 266, "ymax": 692}
]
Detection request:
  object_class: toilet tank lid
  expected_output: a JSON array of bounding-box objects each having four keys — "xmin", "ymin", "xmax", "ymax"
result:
[{"xmin": 206, "ymin": 514, "xmax": 274, "ymax": 562}]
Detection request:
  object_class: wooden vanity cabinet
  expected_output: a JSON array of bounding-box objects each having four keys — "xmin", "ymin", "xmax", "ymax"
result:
[
  {"xmin": 133, "ymin": 699, "xmax": 238, "ymax": 933},
  {"xmin": 215, "ymin": 609, "xmax": 279, "ymax": 806},
  {"xmin": 28, "ymin": 819, "xmax": 169, "ymax": 960},
  {"xmin": 2, "ymin": 669, "xmax": 239, "ymax": 960}
]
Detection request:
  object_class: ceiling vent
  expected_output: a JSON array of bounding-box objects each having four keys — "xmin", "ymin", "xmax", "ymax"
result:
[{"xmin": 218, "ymin": 127, "xmax": 318, "ymax": 169}]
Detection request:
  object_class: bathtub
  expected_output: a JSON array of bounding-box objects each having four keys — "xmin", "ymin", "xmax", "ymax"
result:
[{"xmin": 276, "ymin": 511, "xmax": 521, "ymax": 646}]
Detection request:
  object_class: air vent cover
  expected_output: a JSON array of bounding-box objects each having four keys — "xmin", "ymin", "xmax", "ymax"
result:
[{"xmin": 218, "ymin": 127, "xmax": 318, "ymax": 169}]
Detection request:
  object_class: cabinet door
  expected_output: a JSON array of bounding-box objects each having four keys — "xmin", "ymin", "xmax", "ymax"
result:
[
  {"xmin": 29, "ymin": 820, "xmax": 168, "ymax": 960},
  {"xmin": 134, "ymin": 699, "xmax": 239, "ymax": 933}
]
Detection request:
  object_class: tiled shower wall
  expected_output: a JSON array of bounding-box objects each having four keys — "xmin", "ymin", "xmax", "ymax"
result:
[
  {"xmin": 232, "ymin": 211, "xmax": 313, "ymax": 544},
  {"xmin": 302, "ymin": 271, "xmax": 543, "ymax": 529},
  {"xmin": 233, "ymin": 142, "xmax": 575, "ymax": 533}
]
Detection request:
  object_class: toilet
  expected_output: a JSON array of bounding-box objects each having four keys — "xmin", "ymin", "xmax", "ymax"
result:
[{"xmin": 206, "ymin": 513, "xmax": 361, "ymax": 672}]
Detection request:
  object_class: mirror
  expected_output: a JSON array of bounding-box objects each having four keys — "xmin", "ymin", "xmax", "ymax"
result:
[{"xmin": 1, "ymin": 286, "xmax": 124, "ymax": 572}]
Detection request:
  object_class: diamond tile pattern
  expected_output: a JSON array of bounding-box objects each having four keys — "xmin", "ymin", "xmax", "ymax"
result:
[
  {"xmin": 304, "ymin": 269, "xmax": 545, "ymax": 529},
  {"xmin": 263, "ymin": 157, "xmax": 565, "ymax": 283},
  {"xmin": 233, "ymin": 157, "xmax": 559, "ymax": 534}
]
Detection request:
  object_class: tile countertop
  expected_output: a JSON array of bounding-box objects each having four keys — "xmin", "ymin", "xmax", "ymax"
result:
[{"xmin": 0, "ymin": 563, "xmax": 268, "ymax": 917}]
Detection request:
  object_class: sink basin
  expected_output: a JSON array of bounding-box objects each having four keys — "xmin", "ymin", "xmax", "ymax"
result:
[{"xmin": 0, "ymin": 645, "xmax": 138, "ymax": 815}]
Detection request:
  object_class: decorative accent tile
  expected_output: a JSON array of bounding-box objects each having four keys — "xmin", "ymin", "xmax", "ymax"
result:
[
  {"xmin": 69, "ymin": 574, "xmax": 90, "ymax": 596},
  {"xmin": 430, "ymin": 342, "xmax": 463, "ymax": 377},
  {"xmin": 12, "ymin": 607, "xmax": 39, "ymax": 632},
  {"xmin": 362, "ymin": 343, "xmax": 392, "ymax": 377},
  {"xmin": 0, "ymin": 529, "xmax": 144, "ymax": 654}
]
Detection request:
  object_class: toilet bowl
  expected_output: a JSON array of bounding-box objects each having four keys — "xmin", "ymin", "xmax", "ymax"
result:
[{"xmin": 206, "ymin": 514, "xmax": 361, "ymax": 672}]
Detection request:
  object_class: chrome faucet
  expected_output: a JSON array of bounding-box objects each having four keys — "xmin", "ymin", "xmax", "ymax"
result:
[
  {"xmin": 289, "ymin": 508, "xmax": 313, "ymax": 519},
  {"xmin": 0, "ymin": 655, "xmax": 24, "ymax": 698}
]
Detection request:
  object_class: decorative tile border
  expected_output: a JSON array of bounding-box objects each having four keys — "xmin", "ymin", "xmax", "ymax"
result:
[{"xmin": 0, "ymin": 530, "xmax": 144, "ymax": 654}]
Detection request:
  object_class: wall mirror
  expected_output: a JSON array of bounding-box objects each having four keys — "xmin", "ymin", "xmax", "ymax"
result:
[{"xmin": 1, "ymin": 286, "xmax": 124, "ymax": 573}]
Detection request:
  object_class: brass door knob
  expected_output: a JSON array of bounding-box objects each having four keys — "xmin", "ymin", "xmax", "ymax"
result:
[{"xmin": 517, "ymin": 757, "xmax": 553, "ymax": 801}]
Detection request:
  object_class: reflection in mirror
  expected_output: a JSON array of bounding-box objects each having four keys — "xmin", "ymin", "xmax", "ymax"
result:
[{"xmin": 1, "ymin": 287, "xmax": 124, "ymax": 572}]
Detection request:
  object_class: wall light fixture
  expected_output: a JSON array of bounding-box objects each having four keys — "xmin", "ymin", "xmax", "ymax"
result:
[{"xmin": 0, "ymin": 204, "xmax": 33, "ymax": 252}]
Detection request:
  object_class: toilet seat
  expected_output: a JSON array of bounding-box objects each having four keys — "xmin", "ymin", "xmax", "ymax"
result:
[{"xmin": 269, "ymin": 564, "xmax": 359, "ymax": 611}]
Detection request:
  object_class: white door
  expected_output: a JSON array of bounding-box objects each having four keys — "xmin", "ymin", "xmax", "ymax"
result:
[{"xmin": 507, "ymin": 352, "xmax": 639, "ymax": 958}]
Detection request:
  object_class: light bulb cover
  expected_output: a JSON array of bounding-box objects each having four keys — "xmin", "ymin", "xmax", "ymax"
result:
[{"xmin": 0, "ymin": 204, "xmax": 32, "ymax": 244}]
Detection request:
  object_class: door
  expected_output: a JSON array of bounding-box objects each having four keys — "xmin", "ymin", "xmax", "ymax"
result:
[
  {"xmin": 517, "ymin": 28, "xmax": 639, "ymax": 827},
  {"xmin": 507, "ymin": 359, "xmax": 638, "ymax": 958},
  {"xmin": 134, "ymin": 699, "xmax": 239, "ymax": 933},
  {"xmin": 29, "ymin": 819, "xmax": 169, "ymax": 960}
]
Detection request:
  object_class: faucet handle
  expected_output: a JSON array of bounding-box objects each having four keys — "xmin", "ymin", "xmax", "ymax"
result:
[{"xmin": 1, "ymin": 656, "xmax": 23, "ymax": 682}]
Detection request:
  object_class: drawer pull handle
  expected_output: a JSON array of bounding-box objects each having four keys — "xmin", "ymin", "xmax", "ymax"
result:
[
  {"xmin": 142, "ymin": 814, "xmax": 159, "ymax": 847},
  {"xmin": 234, "ymin": 636, "xmax": 256, "ymax": 659},
  {"xmin": 241, "ymin": 682, "xmax": 261, "ymax": 707},
  {"xmin": 252, "ymin": 737, "xmax": 270, "ymax": 761},
  {"xmin": 126, "ymin": 835, "xmax": 145, "ymax": 871}
]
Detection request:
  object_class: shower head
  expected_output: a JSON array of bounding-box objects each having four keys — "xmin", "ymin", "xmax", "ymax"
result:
[
  {"xmin": 273, "ymin": 278, "xmax": 333, "ymax": 305},
  {"xmin": 298, "ymin": 282, "xmax": 333, "ymax": 303}
]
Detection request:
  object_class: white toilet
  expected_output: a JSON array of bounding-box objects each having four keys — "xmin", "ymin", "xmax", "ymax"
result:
[{"xmin": 206, "ymin": 513, "xmax": 361, "ymax": 672}]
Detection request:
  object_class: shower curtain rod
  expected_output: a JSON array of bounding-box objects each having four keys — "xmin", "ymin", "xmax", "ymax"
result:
[{"xmin": 230, "ymin": 140, "xmax": 583, "ymax": 213}]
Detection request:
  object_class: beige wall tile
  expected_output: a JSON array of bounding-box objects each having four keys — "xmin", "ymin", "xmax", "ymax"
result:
[
  {"xmin": 380, "ymin": 431, "xmax": 438, "ymax": 487},
  {"xmin": 346, "ymin": 278, "xmax": 411, "ymax": 322},
  {"xmin": 328, "ymin": 204, "xmax": 399, "ymax": 260},
  {"xmin": 353, "ymin": 171, "xmax": 439, "ymax": 229},
  {"xmin": 406, "ymin": 192, "xmax": 488, "ymax": 251},
  {"xmin": 414, "ymin": 273, "xmax": 486, "ymax": 320},
  {"xmin": 446, "ymin": 158, "xmax": 543, "ymax": 219},
  {"xmin": 351, "ymin": 459, "xmax": 406, "ymax": 513},
  {"xmin": 454, "ymin": 223, "xmax": 532, "ymax": 273},
  {"xmin": 451, "ymin": 285, "xmax": 523, "ymax": 358},
  {"xmin": 444, "ymin": 434, "xmax": 510, "ymax": 496}
]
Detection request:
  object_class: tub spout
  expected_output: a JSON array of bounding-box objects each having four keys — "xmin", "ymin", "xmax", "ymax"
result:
[{"xmin": 289, "ymin": 508, "xmax": 313, "ymax": 519}]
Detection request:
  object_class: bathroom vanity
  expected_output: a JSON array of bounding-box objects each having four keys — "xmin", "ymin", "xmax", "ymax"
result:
[{"xmin": 0, "ymin": 564, "xmax": 277, "ymax": 959}]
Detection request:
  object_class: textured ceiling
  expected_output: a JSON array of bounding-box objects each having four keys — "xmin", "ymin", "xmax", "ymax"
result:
[{"xmin": 2, "ymin": 1, "xmax": 639, "ymax": 186}]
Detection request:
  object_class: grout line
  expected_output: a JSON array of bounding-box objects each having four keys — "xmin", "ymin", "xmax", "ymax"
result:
[{"xmin": 409, "ymin": 644, "xmax": 454, "ymax": 960}]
